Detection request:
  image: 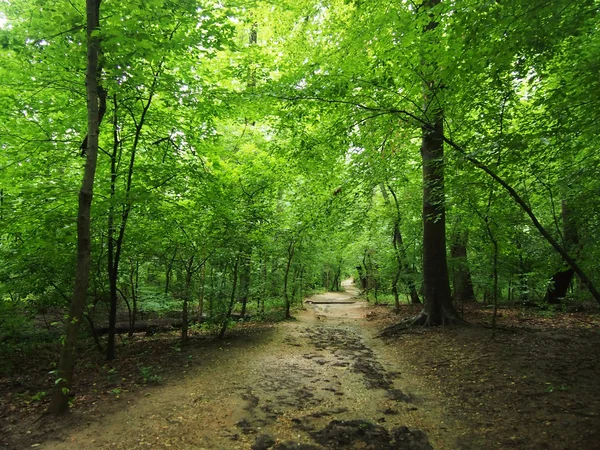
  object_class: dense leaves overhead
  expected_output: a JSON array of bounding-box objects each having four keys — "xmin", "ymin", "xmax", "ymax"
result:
[{"xmin": 1, "ymin": 0, "xmax": 600, "ymax": 396}]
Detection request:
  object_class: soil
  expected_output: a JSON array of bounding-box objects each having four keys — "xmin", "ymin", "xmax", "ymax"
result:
[{"xmin": 1, "ymin": 280, "xmax": 600, "ymax": 449}]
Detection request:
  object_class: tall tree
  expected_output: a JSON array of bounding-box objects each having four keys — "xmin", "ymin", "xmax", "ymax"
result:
[
  {"xmin": 417, "ymin": 0, "xmax": 459, "ymax": 325},
  {"xmin": 50, "ymin": 0, "xmax": 102, "ymax": 415}
]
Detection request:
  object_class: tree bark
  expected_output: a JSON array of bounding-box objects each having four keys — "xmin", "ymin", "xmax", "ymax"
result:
[
  {"xmin": 128, "ymin": 258, "xmax": 138, "ymax": 337},
  {"xmin": 219, "ymin": 257, "xmax": 239, "ymax": 339},
  {"xmin": 450, "ymin": 229, "xmax": 476, "ymax": 303},
  {"xmin": 238, "ymin": 249, "xmax": 251, "ymax": 318},
  {"xmin": 544, "ymin": 200, "xmax": 578, "ymax": 304},
  {"xmin": 165, "ymin": 247, "xmax": 177, "ymax": 294},
  {"xmin": 198, "ymin": 263, "xmax": 206, "ymax": 321},
  {"xmin": 382, "ymin": 184, "xmax": 421, "ymax": 307},
  {"xmin": 283, "ymin": 240, "xmax": 295, "ymax": 319},
  {"xmin": 50, "ymin": 0, "xmax": 102, "ymax": 415},
  {"xmin": 420, "ymin": 111, "xmax": 459, "ymax": 325},
  {"xmin": 417, "ymin": 0, "xmax": 459, "ymax": 326},
  {"xmin": 182, "ymin": 256, "xmax": 194, "ymax": 345}
]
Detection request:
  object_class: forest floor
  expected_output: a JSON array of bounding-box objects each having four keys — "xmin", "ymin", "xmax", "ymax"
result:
[{"xmin": 2, "ymin": 281, "xmax": 600, "ymax": 450}]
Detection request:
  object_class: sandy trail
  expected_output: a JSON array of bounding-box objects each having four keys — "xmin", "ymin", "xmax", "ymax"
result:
[{"xmin": 40, "ymin": 280, "xmax": 457, "ymax": 449}]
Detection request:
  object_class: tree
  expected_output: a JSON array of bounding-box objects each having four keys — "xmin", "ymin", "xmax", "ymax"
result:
[{"xmin": 50, "ymin": 0, "xmax": 102, "ymax": 415}]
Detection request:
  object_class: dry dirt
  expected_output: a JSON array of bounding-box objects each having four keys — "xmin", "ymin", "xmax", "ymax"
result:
[{"xmin": 2, "ymin": 280, "xmax": 600, "ymax": 450}]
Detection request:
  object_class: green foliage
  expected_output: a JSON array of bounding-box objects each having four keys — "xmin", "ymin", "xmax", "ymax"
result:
[
  {"xmin": 138, "ymin": 365, "xmax": 163, "ymax": 385},
  {"xmin": 1, "ymin": 0, "xmax": 599, "ymax": 373}
]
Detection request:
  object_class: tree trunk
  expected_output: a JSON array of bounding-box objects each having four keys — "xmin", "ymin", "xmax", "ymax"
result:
[
  {"xmin": 128, "ymin": 258, "xmax": 138, "ymax": 338},
  {"xmin": 84, "ymin": 312, "xmax": 103, "ymax": 353},
  {"xmin": 106, "ymin": 269, "xmax": 118, "ymax": 360},
  {"xmin": 283, "ymin": 240, "xmax": 295, "ymax": 319},
  {"xmin": 450, "ymin": 229, "xmax": 476, "ymax": 303},
  {"xmin": 219, "ymin": 257, "xmax": 239, "ymax": 339},
  {"xmin": 208, "ymin": 265, "xmax": 215, "ymax": 319},
  {"xmin": 165, "ymin": 247, "xmax": 177, "ymax": 294},
  {"xmin": 491, "ymin": 238, "xmax": 499, "ymax": 337},
  {"xmin": 198, "ymin": 263, "xmax": 205, "ymax": 321},
  {"xmin": 106, "ymin": 94, "xmax": 120, "ymax": 360},
  {"xmin": 50, "ymin": 0, "xmax": 102, "ymax": 415},
  {"xmin": 182, "ymin": 256, "xmax": 194, "ymax": 345},
  {"xmin": 239, "ymin": 249, "xmax": 251, "ymax": 319},
  {"xmin": 544, "ymin": 200, "xmax": 579, "ymax": 304},
  {"xmin": 417, "ymin": 0, "xmax": 459, "ymax": 326},
  {"xmin": 260, "ymin": 255, "xmax": 267, "ymax": 316},
  {"xmin": 420, "ymin": 112, "xmax": 459, "ymax": 325},
  {"xmin": 382, "ymin": 184, "xmax": 421, "ymax": 307}
]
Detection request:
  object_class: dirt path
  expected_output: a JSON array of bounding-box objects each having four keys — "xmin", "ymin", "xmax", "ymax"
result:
[{"xmin": 39, "ymin": 281, "xmax": 458, "ymax": 450}]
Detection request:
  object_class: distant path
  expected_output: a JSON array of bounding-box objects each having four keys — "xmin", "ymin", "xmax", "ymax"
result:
[{"xmin": 41, "ymin": 280, "xmax": 457, "ymax": 449}]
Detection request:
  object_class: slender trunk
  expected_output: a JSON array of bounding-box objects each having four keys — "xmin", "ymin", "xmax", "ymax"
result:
[
  {"xmin": 450, "ymin": 229, "xmax": 476, "ymax": 303},
  {"xmin": 165, "ymin": 247, "xmax": 177, "ymax": 294},
  {"xmin": 106, "ymin": 272, "xmax": 118, "ymax": 360},
  {"xmin": 361, "ymin": 252, "xmax": 370, "ymax": 301},
  {"xmin": 107, "ymin": 82, "xmax": 153, "ymax": 359},
  {"xmin": 299, "ymin": 266, "xmax": 305, "ymax": 302},
  {"xmin": 283, "ymin": 240, "xmax": 295, "ymax": 319},
  {"xmin": 260, "ymin": 255, "xmax": 267, "ymax": 316},
  {"xmin": 491, "ymin": 238, "xmax": 499, "ymax": 338},
  {"xmin": 333, "ymin": 259, "xmax": 342, "ymax": 291},
  {"xmin": 84, "ymin": 313, "xmax": 103, "ymax": 353},
  {"xmin": 128, "ymin": 258, "xmax": 138, "ymax": 337},
  {"xmin": 182, "ymin": 256, "xmax": 194, "ymax": 345},
  {"xmin": 239, "ymin": 249, "xmax": 251, "ymax": 319},
  {"xmin": 219, "ymin": 258, "xmax": 239, "ymax": 339},
  {"xmin": 366, "ymin": 251, "xmax": 378, "ymax": 305},
  {"xmin": 106, "ymin": 94, "xmax": 119, "ymax": 359},
  {"xmin": 198, "ymin": 263, "xmax": 206, "ymax": 320},
  {"xmin": 208, "ymin": 266, "xmax": 215, "ymax": 319},
  {"xmin": 383, "ymin": 184, "xmax": 421, "ymax": 307},
  {"xmin": 50, "ymin": 0, "xmax": 102, "ymax": 415}
]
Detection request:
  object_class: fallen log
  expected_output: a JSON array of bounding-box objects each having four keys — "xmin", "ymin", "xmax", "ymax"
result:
[
  {"xmin": 95, "ymin": 313, "xmax": 252, "ymax": 336},
  {"xmin": 96, "ymin": 319, "xmax": 182, "ymax": 336}
]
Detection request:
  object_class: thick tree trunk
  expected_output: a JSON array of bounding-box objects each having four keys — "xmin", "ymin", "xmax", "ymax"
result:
[
  {"xmin": 332, "ymin": 264, "xmax": 341, "ymax": 292},
  {"xmin": 50, "ymin": 0, "xmax": 102, "ymax": 415},
  {"xmin": 545, "ymin": 269, "xmax": 575, "ymax": 304},
  {"xmin": 420, "ymin": 113, "xmax": 459, "ymax": 325},
  {"xmin": 417, "ymin": 0, "xmax": 461, "ymax": 325},
  {"xmin": 450, "ymin": 230, "xmax": 476, "ymax": 303}
]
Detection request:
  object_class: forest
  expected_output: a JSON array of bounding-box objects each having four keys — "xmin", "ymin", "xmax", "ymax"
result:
[{"xmin": 1, "ymin": 0, "xmax": 599, "ymax": 449}]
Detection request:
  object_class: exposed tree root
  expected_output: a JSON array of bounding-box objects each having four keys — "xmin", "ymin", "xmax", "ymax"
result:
[{"xmin": 378, "ymin": 310, "xmax": 466, "ymax": 338}]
